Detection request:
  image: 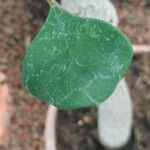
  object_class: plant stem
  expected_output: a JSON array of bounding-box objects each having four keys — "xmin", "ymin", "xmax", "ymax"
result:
[
  {"xmin": 44, "ymin": 105, "xmax": 57, "ymax": 150},
  {"xmin": 133, "ymin": 44, "xmax": 150, "ymax": 53}
]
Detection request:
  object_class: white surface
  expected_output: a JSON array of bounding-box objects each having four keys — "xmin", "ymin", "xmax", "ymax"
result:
[
  {"xmin": 62, "ymin": 0, "xmax": 133, "ymax": 149},
  {"xmin": 98, "ymin": 79, "xmax": 133, "ymax": 148},
  {"xmin": 62, "ymin": 0, "xmax": 118, "ymax": 26}
]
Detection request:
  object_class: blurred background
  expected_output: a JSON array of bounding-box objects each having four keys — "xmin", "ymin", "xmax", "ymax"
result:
[{"xmin": 0, "ymin": 0, "xmax": 150, "ymax": 149}]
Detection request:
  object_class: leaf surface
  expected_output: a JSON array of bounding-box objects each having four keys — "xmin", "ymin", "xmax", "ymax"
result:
[{"xmin": 22, "ymin": 4, "xmax": 133, "ymax": 109}]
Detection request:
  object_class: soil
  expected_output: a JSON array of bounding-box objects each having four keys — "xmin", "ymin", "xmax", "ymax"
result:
[{"xmin": 0, "ymin": 0, "xmax": 150, "ymax": 150}]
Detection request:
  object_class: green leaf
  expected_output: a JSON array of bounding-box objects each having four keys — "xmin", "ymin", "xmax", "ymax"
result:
[{"xmin": 22, "ymin": 3, "xmax": 133, "ymax": 109}]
